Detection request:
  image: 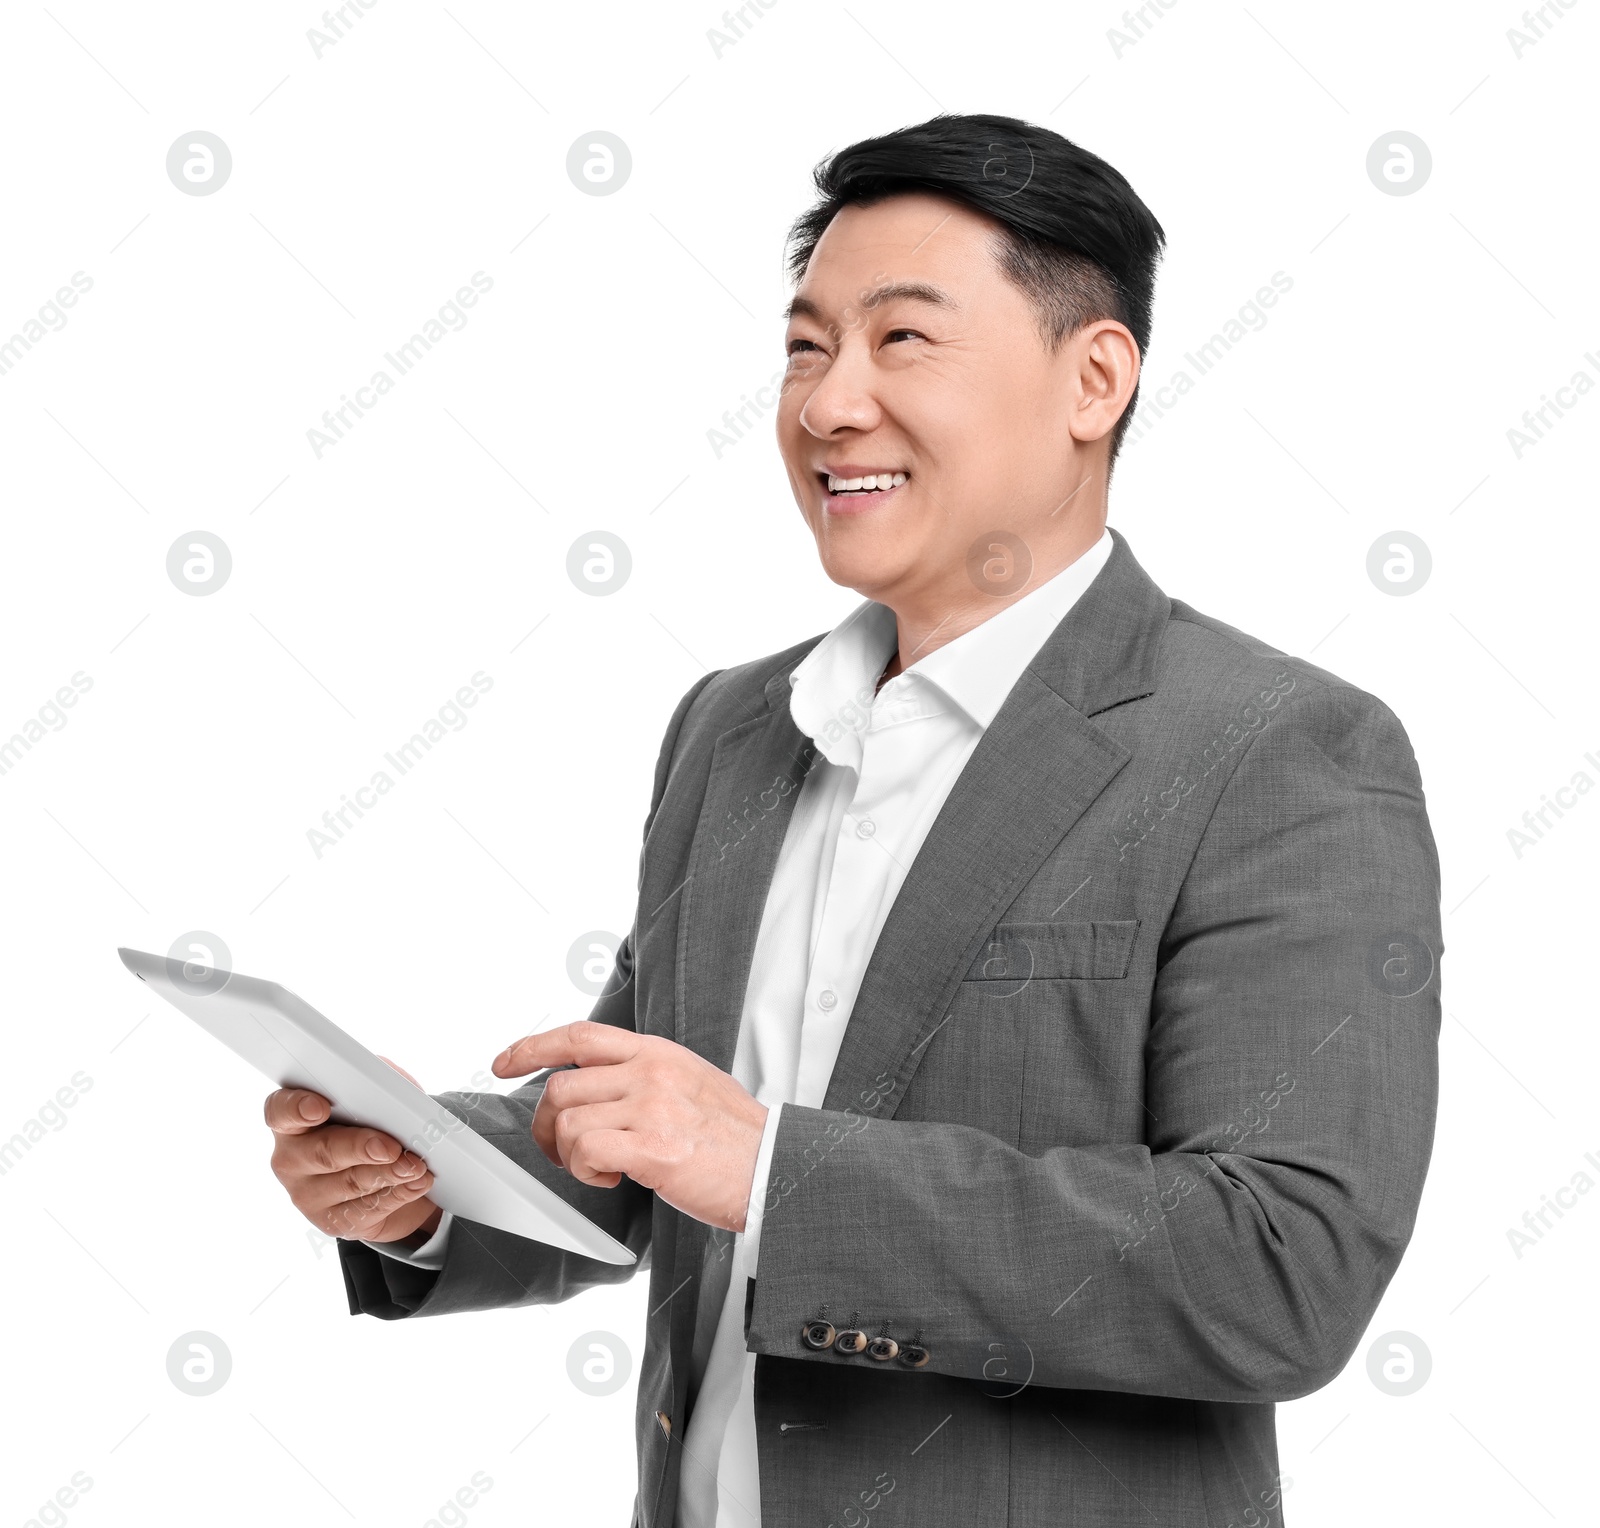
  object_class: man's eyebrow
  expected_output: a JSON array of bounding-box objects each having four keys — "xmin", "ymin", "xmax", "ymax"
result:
[{"xmin": 783, "ymin": 281, "xmax": 957, "ymax": 323}]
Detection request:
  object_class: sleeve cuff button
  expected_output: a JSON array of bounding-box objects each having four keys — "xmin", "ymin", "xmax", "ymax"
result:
[{"xmin": 801, "ymin": 1319, "xmax": 836, "ymax": 1351}]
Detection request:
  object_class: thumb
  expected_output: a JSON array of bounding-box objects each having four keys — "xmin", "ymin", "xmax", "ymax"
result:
[{"xmin": 377, "ymin": 1055, "xmax": 422, "ymax": 1090}]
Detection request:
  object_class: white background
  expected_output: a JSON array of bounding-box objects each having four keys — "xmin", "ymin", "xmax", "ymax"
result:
[{"xmin": 1, "ymin": 2, "xmax": 1595, "ymax": 1524}]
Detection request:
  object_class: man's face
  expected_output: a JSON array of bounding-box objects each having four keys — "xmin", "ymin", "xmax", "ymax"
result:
[{"xmin": 777, "ymin": 192, "xmax": 1129, "ymax": 614}]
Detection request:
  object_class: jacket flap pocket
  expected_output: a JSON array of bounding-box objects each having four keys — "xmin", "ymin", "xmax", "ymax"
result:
[{"xmin": 965, "ymin": 919, "xmax": 1140, "ymax": 981}]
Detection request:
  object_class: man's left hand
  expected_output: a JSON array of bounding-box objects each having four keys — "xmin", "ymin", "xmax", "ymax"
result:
[{"xmin": 492, "ymin": 1021, "xmax": 769, "ymax": 1234}]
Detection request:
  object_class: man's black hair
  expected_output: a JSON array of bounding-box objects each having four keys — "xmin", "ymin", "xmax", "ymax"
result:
[{"xmin": 786, "ymin": 113, "xmax": 1167, "ymax": 467}]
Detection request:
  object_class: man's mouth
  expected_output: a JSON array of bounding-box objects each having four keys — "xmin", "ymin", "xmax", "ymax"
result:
[{"xmin": 818, "ymin": 469, "xmax": 909, "ymax": 499}]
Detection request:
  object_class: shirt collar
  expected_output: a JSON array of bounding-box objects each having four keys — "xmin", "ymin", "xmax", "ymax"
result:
[
  {"xmin": 787, "ymin": 599, "xmax": 896, "ymax": 771},
  {"xmin": 908, "ymin": 527, "xmax": 1113, "ymax": 729},
  {"xmin": 788, "ymin": 527, "xmax": 1113, "ymax": 760}
]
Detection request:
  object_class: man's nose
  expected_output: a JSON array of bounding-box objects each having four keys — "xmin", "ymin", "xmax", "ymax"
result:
[{"xmin": 797, "ymin": 344, "xmax": 883, "ymax": 437}]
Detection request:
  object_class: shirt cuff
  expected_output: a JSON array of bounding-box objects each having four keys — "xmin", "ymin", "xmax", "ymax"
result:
[
  {"xmin": 740, "ymin": 1103, "xmax": 784, "ymax": 1277},
  {"xmin": 362, "ymin": 1209, "xmax": 453, "ymax": 1270}
]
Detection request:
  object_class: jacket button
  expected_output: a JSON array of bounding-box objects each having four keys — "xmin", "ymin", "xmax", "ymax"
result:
[
  {"xmin": 801, "ymin": 1319, "xmax": 836, "ymax": 1351},
  {"xmin": 833, "ymin": 1327, "xmax": 868, "ymax": 1355},
  {"xmin": 898, "ymin": 1343, "xmax": 930, "ymax": 1368},
  {"xmin": 866, "ymin": 1335, "xmax": 899, "ymax": 1361}
]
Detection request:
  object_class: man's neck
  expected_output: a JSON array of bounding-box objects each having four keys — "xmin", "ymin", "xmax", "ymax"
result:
[{"xmin": 877, "ymin": 520, "xmax": 1106, "ymax": 687}]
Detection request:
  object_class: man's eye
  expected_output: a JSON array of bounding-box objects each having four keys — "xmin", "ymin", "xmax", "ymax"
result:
[
  {"xmin": 884, "ymin": 329, "xmax": 923, "ymax": 344},
  {"xmin": 786, "ymin": 338, "xmax": 821, "ymax": 356}
]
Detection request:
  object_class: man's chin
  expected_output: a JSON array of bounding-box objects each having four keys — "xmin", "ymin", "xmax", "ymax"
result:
[{"xmin": 810, "ymin": 539, "xmax": 925, "ymax": 603}]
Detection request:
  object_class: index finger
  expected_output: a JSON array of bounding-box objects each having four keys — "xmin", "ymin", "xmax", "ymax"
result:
[
  {"xmin": 263, "ymin": 1086, "xmax": 334, "ymax": 1134},
  {"xmin": 491, "ymin": 1020, "xmax": 641, "ymax": 1080}
]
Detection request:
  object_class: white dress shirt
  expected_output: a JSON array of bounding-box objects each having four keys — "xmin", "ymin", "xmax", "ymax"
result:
[{"xmin": 366, "ymin": 529, "xmax": 1114, "ymax": 1528}]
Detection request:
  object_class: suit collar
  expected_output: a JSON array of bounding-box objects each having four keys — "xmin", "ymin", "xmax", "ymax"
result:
[{"xmin": 1026, "ymin": 524, "xmax": 1169, "ymax": 717}]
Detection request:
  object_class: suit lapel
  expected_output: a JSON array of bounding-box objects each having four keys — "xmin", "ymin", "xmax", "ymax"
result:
[
  {"xmin": 820, "ymin": 526, "xmax": 1171, "ymax": 1117},
  {"xmin": 675, "ymin": 671, "xmax": 814, "ymax": 1074},
  {"xmin": 670, "ymin": 670, "xmax": 813, "ymax": 1396}
]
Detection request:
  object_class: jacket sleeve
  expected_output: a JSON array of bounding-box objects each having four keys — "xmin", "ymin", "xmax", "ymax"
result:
[
  {"xmin": 339, "ymin": 669, "xmax": 720, "ymax": 1320},
  {"xmin": 743, "ymin": 683, "xmax": 1443, "ymax": 1402}
]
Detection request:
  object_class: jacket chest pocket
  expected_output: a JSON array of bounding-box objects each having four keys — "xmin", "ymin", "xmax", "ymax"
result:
[{"xmin": 965, "ymin": 919, "xmax": 1140, "ymax": 983}]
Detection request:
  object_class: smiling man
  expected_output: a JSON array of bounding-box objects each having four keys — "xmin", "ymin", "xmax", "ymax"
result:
[{"xmin": 268, "ymin": 114, "xmax": 1442, "ymax": 1527}]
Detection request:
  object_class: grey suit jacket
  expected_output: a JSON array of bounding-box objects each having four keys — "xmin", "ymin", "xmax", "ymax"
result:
[{"xmin": 339, "ymin": 527, "xmax": 1442, "ymax": 1527}]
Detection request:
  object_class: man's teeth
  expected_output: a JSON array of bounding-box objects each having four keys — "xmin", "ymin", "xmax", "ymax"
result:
[{"xmin": 827, "ymin": 472, "xmax": 908, "ymax": 493}]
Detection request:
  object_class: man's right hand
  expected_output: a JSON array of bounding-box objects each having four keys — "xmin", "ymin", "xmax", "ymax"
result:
[{"xmin": 265, "ymin": 1084, "xmax": 442, "ymax": 1244}]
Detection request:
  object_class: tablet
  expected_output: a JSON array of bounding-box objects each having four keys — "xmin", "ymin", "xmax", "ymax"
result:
[{"xmin": 117, "ymin": 946, "xmax": 635, "ymax": 1266}]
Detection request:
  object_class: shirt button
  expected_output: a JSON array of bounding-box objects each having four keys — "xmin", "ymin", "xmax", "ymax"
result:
[
  {"xmin": 817, "ymin": 989, "xmax": 838, "ymax": 1012},
  {"xmin": 855, "ymin": 817, "xmax": 877, "ymax": 839}
]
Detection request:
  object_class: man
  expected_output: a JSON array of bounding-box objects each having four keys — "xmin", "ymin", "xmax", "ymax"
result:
[{"xmin": 267, "ymin": 114, "xmax": 1441, "ymax": 1526}]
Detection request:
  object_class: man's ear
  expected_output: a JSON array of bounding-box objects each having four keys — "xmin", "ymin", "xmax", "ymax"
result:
[{"xmin": 1067, "ymin": 320, "xmax": 1141, "ymax": 445}]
